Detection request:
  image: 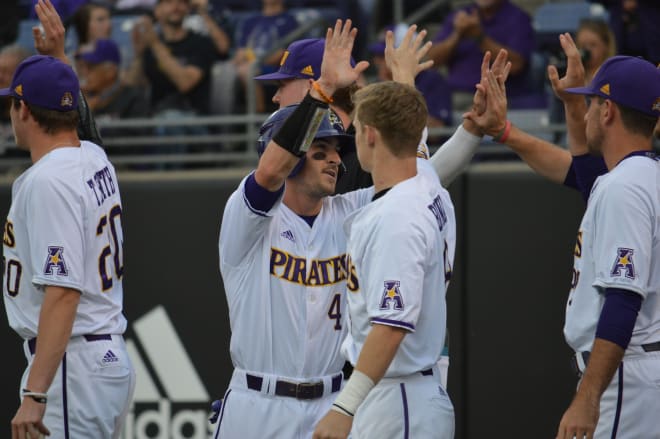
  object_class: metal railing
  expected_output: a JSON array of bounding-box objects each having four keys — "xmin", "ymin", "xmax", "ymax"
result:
[{"xmin": 0, "ymin": 116, "xmax": 573, "ymax": 173}]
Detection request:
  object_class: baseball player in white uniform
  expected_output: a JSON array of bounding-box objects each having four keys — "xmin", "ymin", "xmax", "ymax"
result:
[
  {"xmin": 215, "ymin": 20, "xmax": 486, "ymax": 438},
  {"xmin": 2, "ymin": 55, "xmax": 134, "ymax": 439},
  {"xmin": 313, "ymin": 81, "xmax": 455, "ymax": 439},
  {"xmin": 553, "ymin": 56, "xmax": 660, "ymax": 439},
  {"xmin": 251, "ymin": 31, "xmax": 511, "ymax": 393}
]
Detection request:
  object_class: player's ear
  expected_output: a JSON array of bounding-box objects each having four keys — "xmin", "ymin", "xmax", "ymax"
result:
[
  {"xmin": 365, "ymin": 125, "xmax": 377, "ymax": 147},
  {"xmin": 602, "ymin": 99, "xmax": 616, "ymax": 126},
  {"xmin": 18, "ymin": 100, "xmax": 31, "ymax": 121}
]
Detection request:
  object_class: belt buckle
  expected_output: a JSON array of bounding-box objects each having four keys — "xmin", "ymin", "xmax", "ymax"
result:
[{"xmin": 295, "ymin": 382, "xmax": 319, "ymax": 400}]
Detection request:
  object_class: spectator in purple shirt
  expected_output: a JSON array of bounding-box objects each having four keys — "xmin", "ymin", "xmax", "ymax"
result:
[
  {"xmin": 220, "ymin": 0, "xmax": 298, "ymax": 113},
  {"xmin": 427, "ymin": 0, "xmax": 534, "ymax": 111}
]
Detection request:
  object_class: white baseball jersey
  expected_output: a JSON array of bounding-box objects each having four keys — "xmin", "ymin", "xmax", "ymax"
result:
[
  {"xmin": 219, "ymin": 174, "xmax": 373, "ymax": 378},
  {"xmin": 3, "ymin": 141, "xmax": 127, "ymax": 339},
  {"xmin": 341, "ymin": 159, "xmax": 456, "ymax": 376},
  {"xmin": 564, "ymin": 152, "xmax": 660, "ymax": 439},
  {"xmin": 564, "ymin": 153, "xmax": 660, "ymax": 353}
]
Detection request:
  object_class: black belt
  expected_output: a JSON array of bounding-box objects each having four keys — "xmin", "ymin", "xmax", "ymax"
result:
[
  {"xmin": 246, "ymin": 373, "xmax": 342, "ymax": 400},
  {"xmin": 571, "ymin": 341, "xmax": 660, "ymax": 377},
  {"xmin": 28, "ymin": 334, "xmax": 112, "ymax": 355},
  {"xmin": 642, "ymin": 341, "xmax": 660, "ymax": 353}
]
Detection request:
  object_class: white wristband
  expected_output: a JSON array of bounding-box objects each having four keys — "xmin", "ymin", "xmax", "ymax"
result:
[
  {"xmin": 330, "ymin": 370, "xmax": 375, "ymax": 417},
  {"xmin": 22, "ymin": 389, "xmax": 48, "ymax": 404}
]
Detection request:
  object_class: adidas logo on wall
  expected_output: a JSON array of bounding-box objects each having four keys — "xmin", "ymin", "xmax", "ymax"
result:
[{"xmin": 121, "ymin": 306, "xmax": 214, "ymax": 439}]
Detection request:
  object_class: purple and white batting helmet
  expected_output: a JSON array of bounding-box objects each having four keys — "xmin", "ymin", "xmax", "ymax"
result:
[{"xmin": 257, "ymin": 104, "xmax": 354, "ymax": 177}]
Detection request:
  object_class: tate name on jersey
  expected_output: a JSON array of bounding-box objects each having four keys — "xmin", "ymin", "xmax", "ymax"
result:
[{"xmin": 87, "ymin": 166, "xmax": 116, "ymax": 207}]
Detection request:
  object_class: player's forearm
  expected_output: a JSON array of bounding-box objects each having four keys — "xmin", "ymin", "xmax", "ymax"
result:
[
  {"xmin": 430, "ymin": 124, "xmax": 482, "ymax": 186},
  {"xmin": 354, "ymin": 324, "xmax": 406, "ymax": 384},
  {"xmin": 563, "ymin": 99, "xmax": 588, "ymax": 156},
  {"xmin": 255, "ymin": 142, "xmax": 299, "ymax": 190},
  {"xmin": 200, "ymin": 12, "xmax": 231, "ymax": 55},
  {"xmin": 150, "ymin": 40, "xmax": 203, "ymax": 93},
  {"xmin": 574, "ymin": 338, "xmax": 624, "ymax": 406},
  {"xmin": 27, "ymin": 286, "xmax": 80, "ymax": 393},
  {"xmin": 503, "ymin": 125, "xmax": 572, "ymax": 184}
]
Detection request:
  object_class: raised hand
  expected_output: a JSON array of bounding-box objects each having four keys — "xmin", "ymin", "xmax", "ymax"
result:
[
  {"xmin": 131, "ymin": 16, "xmax": 157, "ymax": 56},
  {"xmin": 33, "ymin": 0, "xmax": 66, "ymax": 62},
  {"xmin": 464, "ymin": 68, "xmax": 508, "ymax": 137},
  {"xmin": 454, "ymin": 9, "xmax": 480, "ymax": 39},
  {"xmin": 315, "ymin": 20, "xmax": 369, "ymax": 98},
  {"xmin": 471, "ymin": 49, "xmax": 511, "ymax": 116},
  {"xmin": 384, "ymin": 24, "xmax": 434, "ymax": 87},
  {"xmin": 548, "ymin": 33, "xmax": 586, "ymax": 103},
  {"xmin": 462, "ymin": 49, "xmax": 510, "ymax": 136}
]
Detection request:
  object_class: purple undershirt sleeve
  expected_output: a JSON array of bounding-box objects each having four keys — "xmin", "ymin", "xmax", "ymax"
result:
[
  {"xmin": 595, "ymin": 288, "xmax": 642, "ymax": 350},
  {"xmin": 563, "ymin": 154, "xmax": 608, "ymax": 202},
  {"xmin": 244, "ymin": 172, "xmax": 284, "ymax": 213}
]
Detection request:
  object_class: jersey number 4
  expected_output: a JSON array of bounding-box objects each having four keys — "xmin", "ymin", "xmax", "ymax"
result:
[{"xmin": 328, "ymin": 293, "xmax": 342, "ymax": 330}]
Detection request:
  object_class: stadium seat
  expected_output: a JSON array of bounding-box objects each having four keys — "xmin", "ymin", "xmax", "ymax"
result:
[
  {"xmin": 15, "ymin": 19, "xmax": 39, "ymax": 54},
  {"xmin": 533, "ymin": 1, "xmax": 609, "ymax": 50},
  {"xmin": 110, "ymin": 15, "xmax": 140, "ymax": 69},
  {"xmin": 289, "ymin": 7, "xmax": 342, "ymax": 38}
]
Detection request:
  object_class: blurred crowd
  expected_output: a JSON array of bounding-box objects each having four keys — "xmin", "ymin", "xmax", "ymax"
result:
[{"xmin": 0, "ymin": 0, "xmax": 659, "ymax": 156}]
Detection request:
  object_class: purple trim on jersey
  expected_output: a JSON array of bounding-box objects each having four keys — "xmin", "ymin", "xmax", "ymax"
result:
[
  {"xmin": 371, "ymin": 317, "xmax": 415, "ymax": 332},
  {"xmin": 595, "ymin": 288, "xmax": 642, "ymax": 349},
  {"xmin": 618, "ymin": 150, "xmax": 658, "ymax": 165},
  {"xmin": 563, "ymin": 154, "xmax": 608, "ymax": 203},
  {"xmin": 298, "ymin": 214, "xmax": 317, "ymax": 227},
  {"xmin": 243, "ymin": 173, "xmax": 284, "ymax": 215},
  {"xmin": 611, "ymin": 365, "xmax": 624, "ymax": 439},
  {"xmin": 63, "ymin": 353, "xmax": 70, "ymax": 439},
  {"xmin": 214, "ymin": 389, "xmax": 232, "ymax": 438},
  {"xmin": 400, "ymin": 383, "xmax": 410, "ymax": 439}
]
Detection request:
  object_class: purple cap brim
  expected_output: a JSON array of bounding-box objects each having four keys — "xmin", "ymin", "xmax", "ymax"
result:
[
  {"xmin": 565, "ymin": 85, "xmax": 597, "ymax": 96},
  {"xmin": 0, "ymin": 88, "xmax": 12, "ymax": 97},
  {"xmin": 254, "ymin": 71, "xmax": 299, "ymax": 81}
]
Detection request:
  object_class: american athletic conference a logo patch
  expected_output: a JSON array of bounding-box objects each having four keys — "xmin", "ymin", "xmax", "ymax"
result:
[
  {"xmin": 380, "ymin": 280, "xmax": 404, "ymax": 310},
  {"xmin": 610, "ymin": 248, "xmax": 635, "ymax": 279},
  {"xmin": 43, "ymin": 246, "xmax": 68, "ymax": 276}
]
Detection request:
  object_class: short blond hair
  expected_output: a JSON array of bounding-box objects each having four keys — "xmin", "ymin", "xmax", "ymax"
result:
[{"xmin": 352, "ymin": 81, "xmax": 427, "ymax": 157}]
